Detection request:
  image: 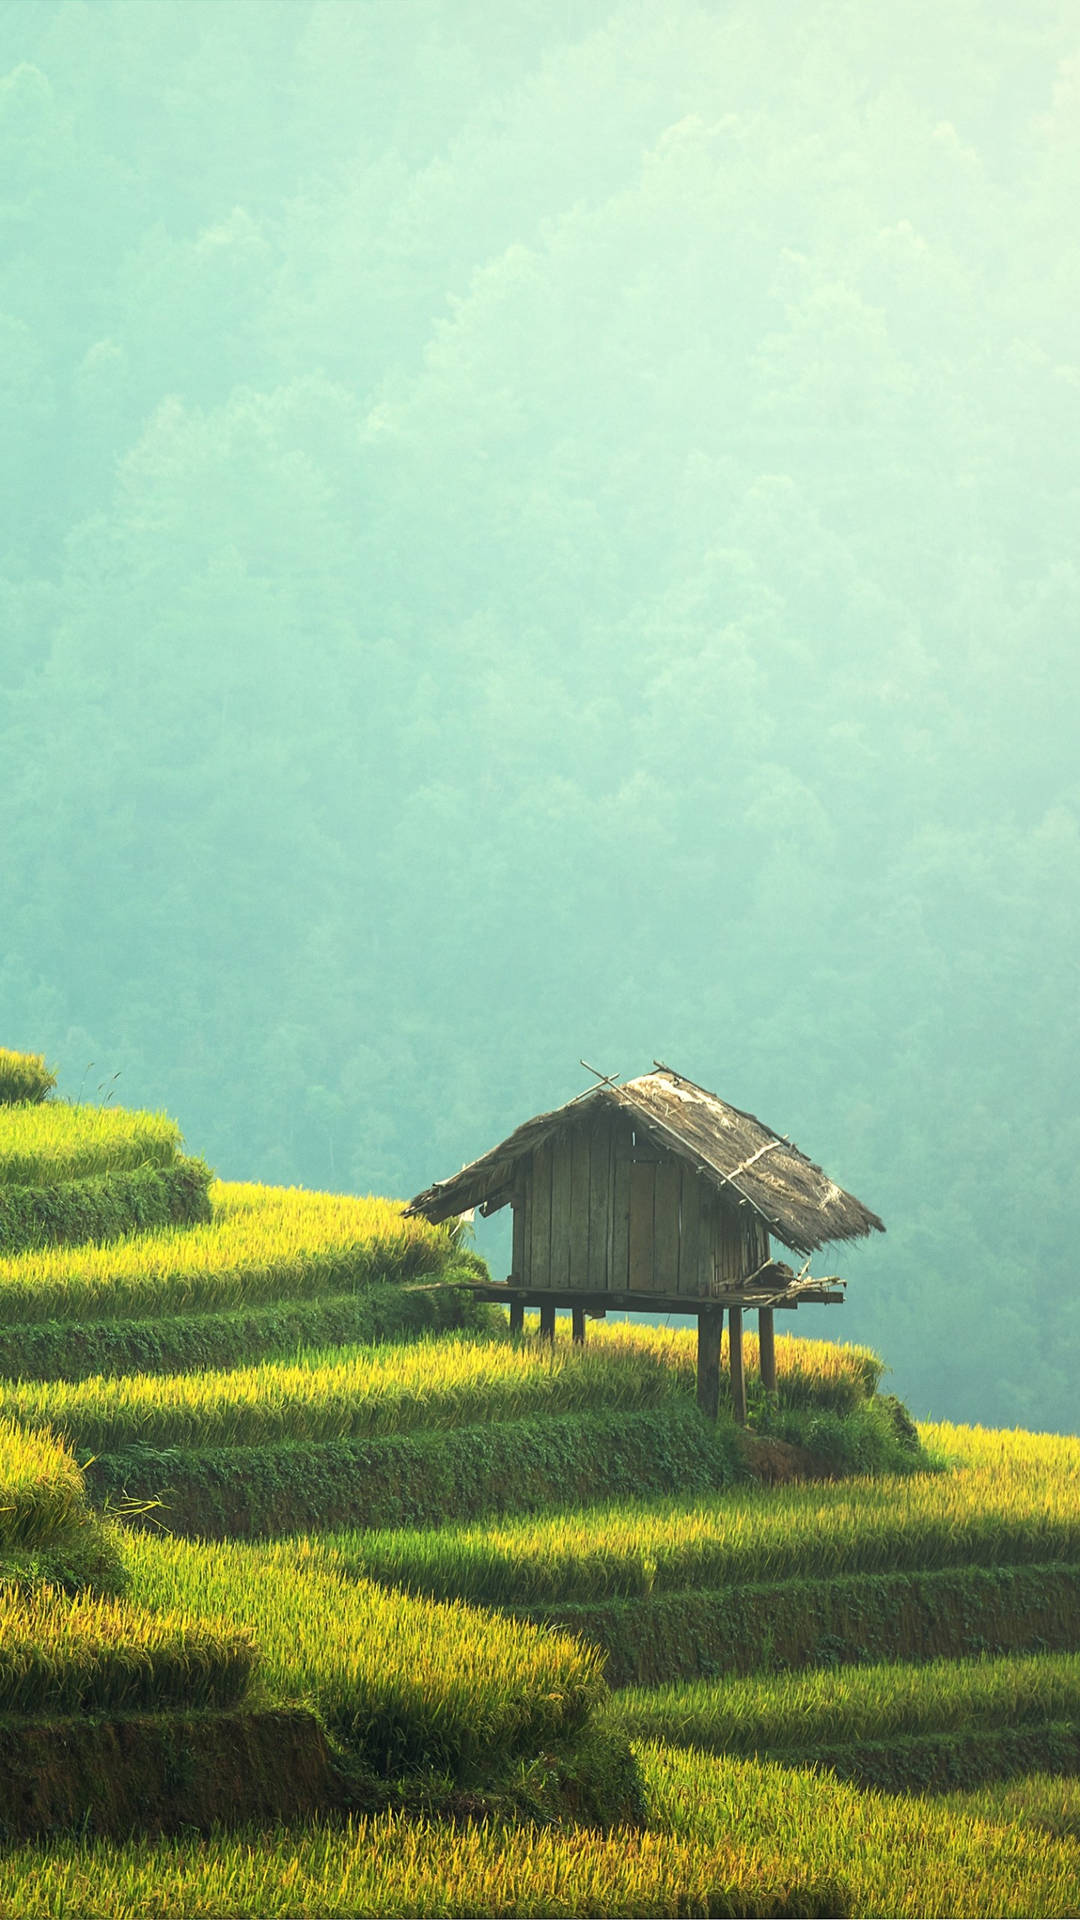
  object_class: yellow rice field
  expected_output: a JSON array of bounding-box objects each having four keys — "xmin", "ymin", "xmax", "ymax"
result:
[
  {"xmin": 0, "ymin": 1104, "xmax": 182, "ymax": 1186},
  {"xmin": 331, "ymin": 1423, "xmax": 1080, "ymax": 1603},
  {"xmin": 640, "ymin": 1741, "xmax": 1080, "ymax": 1918},
  {"xmin": 1, "ymin": 1752, "xmax": 1078, "ymax": 1918},
  {"xmin": 0, "ymin": 1050, "xmax": 55, "ymax": 1106},
  {"xmin": 0, "ymin": 1809, "xmax": 837, "ymax": 1920},
  {"xmin": 0, "ymin": 1329, "xmax": 681, "ymax": 1453},
  {"xmin": 0, "ymin": 1585, "xmax": 254, "ymax": 1714},
  {"xmin": 122, "ymin": 1532, "xmax": 605, "ymax": 1774},
  {"xmin": 586, "ymin": 1318, "xmax": 884, "ymax": 1408},
  {"xmin": 0, "ymin": 1417, "xmax": 89, "ymax": 1551},
  {"xmin": 0, "ymin": 1180, "xmax": 452, "ymax": 1322}
]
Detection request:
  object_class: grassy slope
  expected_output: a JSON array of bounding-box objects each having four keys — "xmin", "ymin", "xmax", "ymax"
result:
[
  {"xmin": 612, "ymin": 1652, "xmax": 1080, "ymax": 1753},
  {"xmin": 609, "ymin": 1652, "xmax": 1080, "ymax": 1793}
]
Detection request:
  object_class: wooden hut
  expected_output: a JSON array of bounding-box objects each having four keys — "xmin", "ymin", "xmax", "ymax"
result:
[{"xmin": 405, "ymin": 1064, "xmax": 884, "ymax": 1421}]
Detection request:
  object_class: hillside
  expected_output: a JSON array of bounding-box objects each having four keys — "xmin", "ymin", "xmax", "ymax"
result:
[
  {"xmin": 0, "ymin": 1055, "xmax": 1076, "ymax": 1913},
  {"xmin": 3, "ymin": 0, "xmax": 1080, "ymax": 1436}
]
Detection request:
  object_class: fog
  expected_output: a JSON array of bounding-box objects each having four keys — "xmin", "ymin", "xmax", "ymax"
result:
[{"xmin": 2, "ymin": 0, "xmax": 1077, "ymax": 1429}]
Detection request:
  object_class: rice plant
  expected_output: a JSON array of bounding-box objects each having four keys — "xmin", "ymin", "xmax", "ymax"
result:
[
  {"xmin": 0, "ymin": 1330, "xmax": 679, "ymax": 1454},
  {"xmin": 328, "ymin": 1423, "xmax": 1080, "ymax": 1604},
  {"xmin": 0, "ymin": 1585, "xmax": 254, "ymax": 1715},
  {"xmin": 610, "ymin": 1650, "xmax": 1080, "ymax": 1754},
  {"xmin": 122, "ymin": 1532, "xmax": 605, "ymax": 1777},
  {"xmin": 0, "ymin": 1181, "xmax": 454, "ymax": 1323},
  {"xmin": 587, "ymin": 1318, "xmax": 884, "ymax": 1411},
  {"xmin": 0, "ymin": 1104, "xmax": 181, "ymax": 1187},
  {"xmin": 0, "ymin": 1417, "xmax": 90, "ymax": 1551},
  {"xmin": 0, "ymin": 1051, "xmax": 56, "ymax": 1106},
  {"xmin": 640, "ymin": 1741, "xmax": 1080, "ymax": 1919},
  {"xmin": 0, "ymin": 1809, "xmax": 839, "ymax": 1920},
  {"xmin": 938, "ymin": 1772, "xmax": 1080, "ymax": 1840},
  {"xmin": 0, "ymin": 1754, "xmax": 1077, "ymax": 1918}
]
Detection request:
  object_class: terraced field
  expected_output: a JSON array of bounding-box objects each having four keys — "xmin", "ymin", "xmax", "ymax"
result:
[
  {"xmin": 0, "ymin": 1053, "xmax": 1076, "ymax": 1914},
  {"xmin": 0, "ymin": 1104, "xmax": 183, "ymax": 1186}
]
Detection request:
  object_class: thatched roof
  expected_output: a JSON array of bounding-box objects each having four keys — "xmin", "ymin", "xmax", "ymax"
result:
[{"xmin": 405, "ymin": 1065, "xmax": 884, "ymax": 1256}]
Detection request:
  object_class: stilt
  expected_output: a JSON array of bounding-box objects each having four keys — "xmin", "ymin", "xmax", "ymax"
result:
[
  {"xmin": 696, "ymin": 1306, "xmax": 723, "ymax": 1420},
  {"xmin": 539, "ymin": 1300, "xmax": 556, "ymax": 1342},
  {"xmin": 572, "ymin": 1305, "xmax": 586, "ymax": 1345},
  {"xmin": 729, "ymin": 1305, "xmax": 746, "ymax": 1425},
  {"xmin": 758, "ymin": 1305, "xmax": 776, "ymax": 1391},
  {"xmin": 509, "ymin": 1298, "xmax": 525, "ymax": 1336}
]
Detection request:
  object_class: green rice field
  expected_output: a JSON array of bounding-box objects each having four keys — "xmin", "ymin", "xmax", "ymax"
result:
[
  {"xmin": 121, "ymin": 1531, "xmax": 604, "ymax": 1777},
  {"xmin": 0, "ymin": 1417, "xmax": 90, "ymax": 1552},
  {"xmin": 0, "ymin": 1585, "xmax": 254, "ymax": 1715}
]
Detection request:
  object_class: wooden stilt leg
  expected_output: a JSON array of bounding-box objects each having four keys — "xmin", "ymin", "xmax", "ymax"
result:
[
  {"xmin": 509, "ymin": 1298, "xmax": 525, "ymax": 1336},
  {"xmin": 696, "ymin": 1307, "xmax": 723, "ymax": 1420},
  {"xmin": 539, "ymin": 1300, "xmax": 556, "ymax": 1342},
  {"xmin": 572, "ymin": 1305, "xmax": 586, "ymax": 1345},
  {"xmin": 729, "ymin": 1305, "xmax": 746, "ymax": 1425},
  {"xmin": 758, "ymin": 1306, "xmax": 776, "ymax": 1392}
]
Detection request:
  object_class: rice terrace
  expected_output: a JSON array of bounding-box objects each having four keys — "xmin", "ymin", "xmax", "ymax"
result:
[{"xmin": 0, "ymin": 1046, "xmax": 1076, "ymax": 1918}]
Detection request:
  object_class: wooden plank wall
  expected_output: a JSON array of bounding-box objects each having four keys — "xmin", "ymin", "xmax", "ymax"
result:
[
  {"xmin": 611, "ymin": 1127, "xmax": 631, "ymax": 1290},
  {"xmin": 671, "ymin": 1171, "xmax": 768, "ymax": 1298},
  {"xmin": 628, "ymin": 1160, "xmax": 655, "ymax": 1291},
  {"xmin": 549, "ymin": 1135, "xmax": 573, "ymax": 1287},
  {"xmin": 587, "ymin": 1124, "xmax": 612, "ymax": 1291},
  {"xmin": 569, "ymin": 1130, "xmax": 592, "ymax": 1290},
  {"xmin": 705, "ymin": 1204, "xmax": 769, "ymax": 1295},
  {"xmin": 677, "ymin": 1163, "xmax": 702, "ymax": 1296},
  {"xmin": 521, "ymin": 1118, "xmax": 769, "ymax": 1297},
  {"xmin": 528, "ymin": 1122, "xmax": 623, "ymax": 1290},
  {"xmin": 511, "ymin": 1189, "xmax": 526, "ymax": 1284},
  {"xmin": 529, "ymin": 1139, "xmax": 552, "ymax": 1287}
]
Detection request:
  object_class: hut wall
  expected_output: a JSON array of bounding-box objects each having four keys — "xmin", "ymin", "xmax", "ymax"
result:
[
  {"xmin": 511, "ymin": 1115, "xmax": 769, "ymax": 1297},
  {"xmin": 514, "ymin": 1117, "xmax": 618, "ymax": 1292},
  {"xmin": 702, "ymin": 1198, "xmax": 769, "ymax": 1295}
]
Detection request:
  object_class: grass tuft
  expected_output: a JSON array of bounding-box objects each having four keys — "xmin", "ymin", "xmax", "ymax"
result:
[{"xmin": 0, "ymin": 1051, "xmax": 56, "ymax": 1106}]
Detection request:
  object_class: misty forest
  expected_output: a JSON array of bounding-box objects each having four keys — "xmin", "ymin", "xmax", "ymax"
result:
[{"xmin": 2, "ymin": 0, "xmax": 1078, "ymax": 1437}]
